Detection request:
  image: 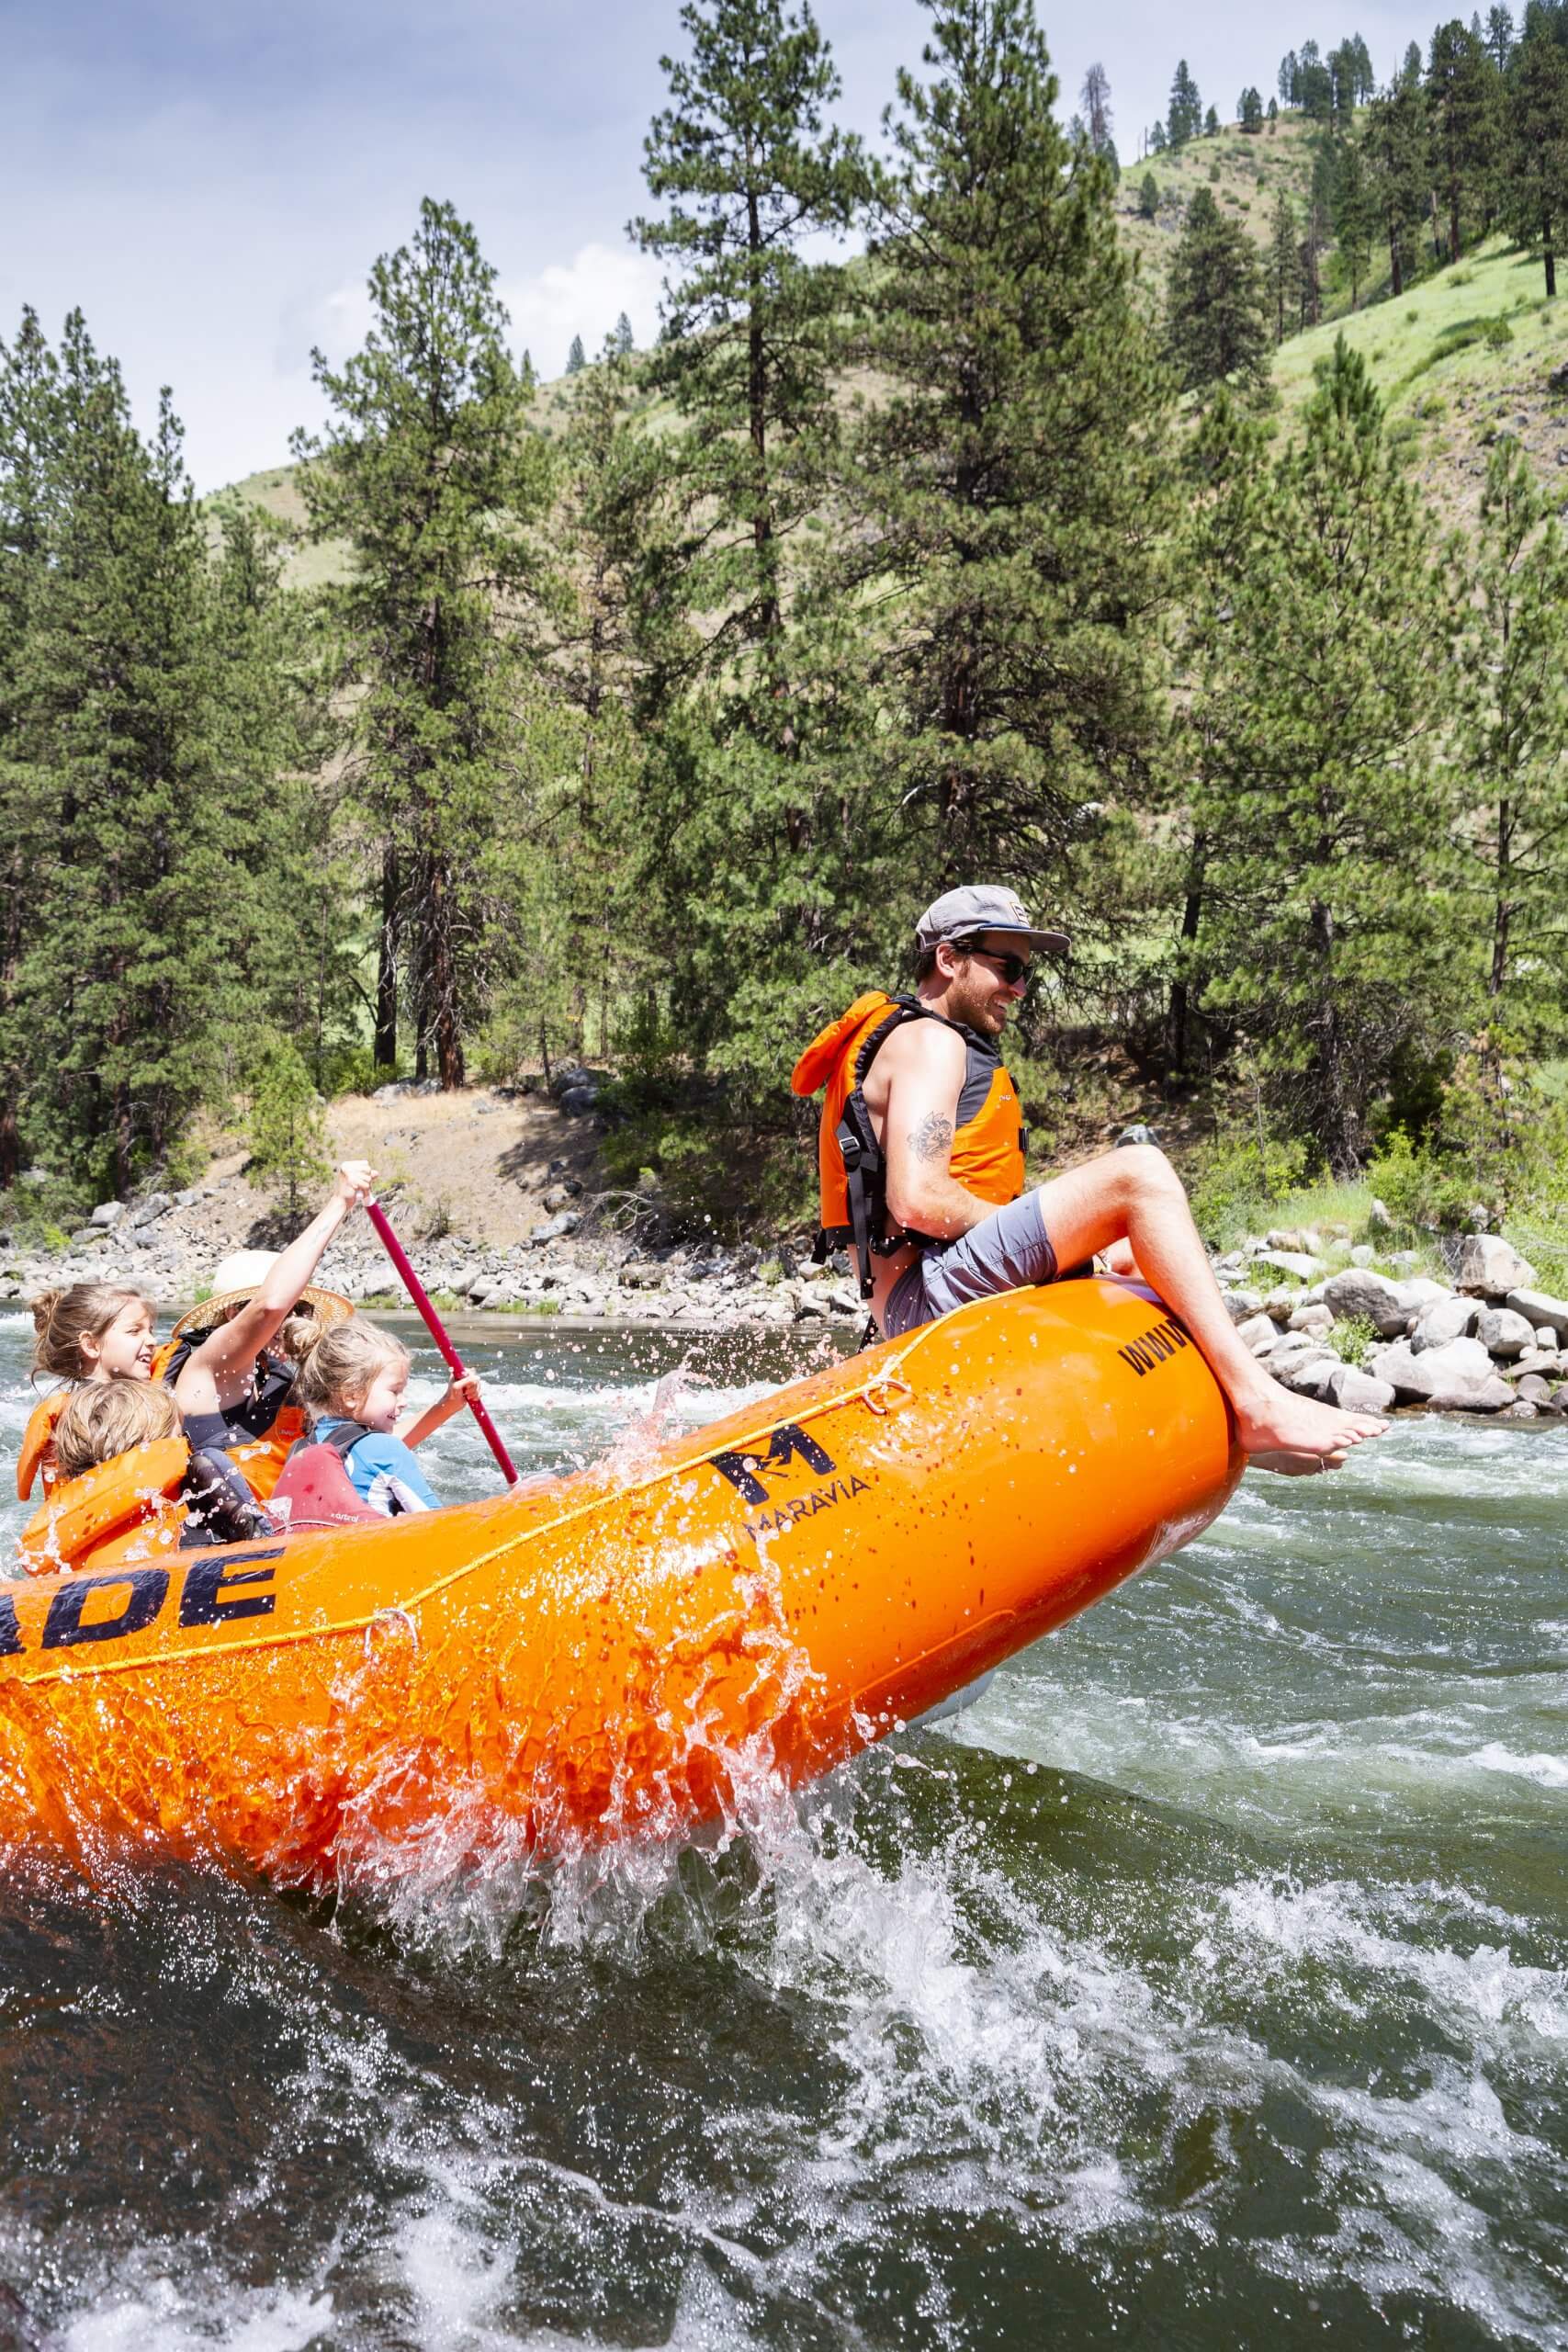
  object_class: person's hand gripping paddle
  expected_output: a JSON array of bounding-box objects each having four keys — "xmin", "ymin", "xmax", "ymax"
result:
[{"xmin": 364, "ymin": 1198, "xmax": 520, "ymax": 1487}]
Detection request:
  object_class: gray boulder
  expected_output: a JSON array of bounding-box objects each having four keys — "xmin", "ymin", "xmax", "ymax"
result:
[
  {"xmin": 529, "ymin": 1212, "xmax": 581, "ymax": 1245},
  {"xmin": 130, "ymin": 1192, "xmax": 171, "ymax": 1229},
  {"xmin": 1504, "ymin": 1286, "xmax": 1568, "ymax": 1342},
  {"xmin": 1369, "ymin": 1337, "xmax": 1514, "ymax": 1411},
  {"xmin": 90, "ymin": 1201, "xmax": 125, "ymax": 1228},
  {"xmin": 558, "ymin": 1087, "xmax": 599, "ymax": 1116},
  {"xmin": 1279, "ymin": 1350, "xmax": 1339, "ymax": 1399},
  {"xmin": 1515, "ymin": 1373, "xmax": 1556, "ymax": 1407},
  {"xmin": 1452, "ymin": 1233, "xmax": 1537, "ymax": 1296},
  {"xmin": 1321, "ymin": 1267, "xmax": 1409, "ymax": 1338},
  {"xmin": 1222, "ymin": 1288, "xmax": 1264, "ymax": 1323},
  {"xmin": 1288, "ymin": 1302, "xmax": 1335, "ymax": 1334},
  {"xmin": 1393, "ymin": 1276, "xmax": 1451, "ymax": 1315},
  {"xmin": 1514, "ymin": 1346, "xmax": 1565, "ymax": 1379},
  {"xmin": 1325, "ymin": 1364, "xmax": 1396, "ymax": 1414},
  {"xmin": 1476, "ymin": 1306, "xmax": 1535, "ymax": 1361},
  {"xmin": 1254, "ymin": 1250, "xmax": 1326, "ymax": 1282},
  {"xmin": 1349, "ymin": 1244, "xmax": 1375, "ymax": 1267},
  {"xmin": 1235, "ymin": 1312, "xmax": 1278, "ymax": 1356},
  {"xmin": 1410, "ymin": 1295, "xmax": 1478, "ymax": 1353}
]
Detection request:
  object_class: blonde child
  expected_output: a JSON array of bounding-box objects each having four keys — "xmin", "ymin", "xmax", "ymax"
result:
[
  {"xmin": 52, "ymin": 1376, "xmax": 182, "ymax": 1482},
  {"xmin": 293, "ymin": 1317, "xmax": 480, "ymax": 1517},
  {"xmin": 51, "ymin": 1376, "xmax": 275, "ymax": 1547}
]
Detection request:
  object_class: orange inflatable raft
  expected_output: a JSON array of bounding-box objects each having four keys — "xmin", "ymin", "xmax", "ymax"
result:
[{"xmin": 0, "ymin": 1282, "xmax": 1242, "ymax": 1884}]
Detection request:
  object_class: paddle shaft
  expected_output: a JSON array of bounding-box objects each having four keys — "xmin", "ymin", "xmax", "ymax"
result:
[{"xmin": 364, "ymin": 1198, "xmax": 520, "ymax": 1487}]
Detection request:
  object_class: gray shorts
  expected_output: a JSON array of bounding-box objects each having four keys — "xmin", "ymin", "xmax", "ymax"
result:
[{"xmin": 882, "ymin": 1191, "xmax": 1059, "ymax": 1338}]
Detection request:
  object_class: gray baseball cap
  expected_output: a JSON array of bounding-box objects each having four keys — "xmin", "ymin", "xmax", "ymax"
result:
[{"xmin": 914, "ymin": 885, "xmax": 1069, "ymax": 956}]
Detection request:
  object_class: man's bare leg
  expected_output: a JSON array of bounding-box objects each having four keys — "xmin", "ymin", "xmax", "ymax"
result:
[{"xmin": 1033, "ymin": 1147, "xmax": 1386, "ymax": 1471}]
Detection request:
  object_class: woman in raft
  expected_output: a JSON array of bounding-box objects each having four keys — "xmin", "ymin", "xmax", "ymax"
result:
[
  {"xmin": 20, "ymin": 1160, "xmax": 375, "ymax": 1502},
  {"xmin": 288, "ymin": 1316, "xmax": 481, "ymax": 1517}
]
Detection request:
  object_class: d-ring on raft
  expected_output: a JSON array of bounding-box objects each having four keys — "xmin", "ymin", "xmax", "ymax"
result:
[{"xmin": 0, "ymin": 1281, "xmax": 1242, "ymax": 1885}]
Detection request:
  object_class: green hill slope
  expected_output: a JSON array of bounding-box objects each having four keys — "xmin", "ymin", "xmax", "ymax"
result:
[{"xmin": 1273, "ymin": 237, "xmax": 1568, "ymax": 521}]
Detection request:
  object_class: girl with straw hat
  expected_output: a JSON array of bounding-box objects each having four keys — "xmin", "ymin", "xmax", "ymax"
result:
[{"xmin": 157, "ymin": 1162, "xmax": 374, "ymax": 1498}]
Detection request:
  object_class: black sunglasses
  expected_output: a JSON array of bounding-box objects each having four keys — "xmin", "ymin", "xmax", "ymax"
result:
[{"xmin": 956, "ymin": 939, "xmax": 1032, "ymax": 985}]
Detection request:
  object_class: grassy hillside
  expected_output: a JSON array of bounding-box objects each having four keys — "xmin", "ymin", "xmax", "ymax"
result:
[
  {"xmin": 1272, "ymin": 237, "xmax": 1568, "ymax": 522},
  {"xmin": 1116, "ymin": 113, "xmax": 1325, "ymax": 290},
  {"xmin": 211, "ymin": 109, "xmax": 1568, "ymax": 574}
]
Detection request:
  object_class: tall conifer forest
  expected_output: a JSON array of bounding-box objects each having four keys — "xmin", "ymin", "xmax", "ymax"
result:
[{"xmin": 4, "ymin": 0, "xmax": 1568, "ymax": 1228}]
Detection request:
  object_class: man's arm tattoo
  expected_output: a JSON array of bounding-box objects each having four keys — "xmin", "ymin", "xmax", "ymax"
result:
[{"xmin": 907, "ymin": 1113, "xmax": 953, "ymax": 1164}]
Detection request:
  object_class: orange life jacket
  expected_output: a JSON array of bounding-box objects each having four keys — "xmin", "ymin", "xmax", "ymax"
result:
[
  {"xmin": 17, "ymin": 1391, "xmax": 68, "ymax": 1502},
  {"xmin": 15, "ymin": 1437, "xmax": 190, "ymax": 1577},
  {"xmin": 153, "ymin": 1338, "xmax": 304, "ymax": 1501},
  {"xmin": 791, "ymin": 991, "xmax": 1027, "ymax": 1296}
]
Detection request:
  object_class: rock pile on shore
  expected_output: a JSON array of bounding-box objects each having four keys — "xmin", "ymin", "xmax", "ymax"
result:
[
  {"xmin": 1215, "ymin": 1226, "xmax": 1568, "ymax": 1419},
  {"xmin": 0, "ymin": 1189, "xmax": 863, "ymax": 1335},
  {"xmin": 6, "ymin": 1181, "xmax": 1566, "ymax": 1418}
]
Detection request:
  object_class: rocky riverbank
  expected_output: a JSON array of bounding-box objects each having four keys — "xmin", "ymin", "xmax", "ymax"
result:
[
  {"xmin": 1213, "ymin": 1223, "xmax": 1568, "ymax": 1419},
  {"xmin": 5, "ymin": 1118, "xmax": 1567, "ymax": 1417}
]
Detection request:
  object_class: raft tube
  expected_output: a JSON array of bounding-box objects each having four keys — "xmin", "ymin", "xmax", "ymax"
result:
[{"xmin": 0, "ymin": 1281, "xmax": 1242, "ymax": 1883}]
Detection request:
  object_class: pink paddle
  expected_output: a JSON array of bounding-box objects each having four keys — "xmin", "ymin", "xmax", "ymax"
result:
[{"xmin": 365, "ymin": 1198, "xmax": 520, "ymax": 1487}]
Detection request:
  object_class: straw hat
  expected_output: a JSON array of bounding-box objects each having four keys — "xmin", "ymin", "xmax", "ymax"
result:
[{"xmin": 170, "ymin": 1250, "xmax": 353, "ymax": 1342}]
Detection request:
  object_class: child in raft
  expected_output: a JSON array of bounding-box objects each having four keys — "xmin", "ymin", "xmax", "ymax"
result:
[
  {"xmin": 22, "ymin": 1160, "xmax": 374, "ymax": 1497},
  {"xmin": 48, "ymin": 1378, "xmax": 274, "ymax": 1552},
  {"xmin": 291, "ymin": 1317, "xmax": 483, "ymax": 1517}
]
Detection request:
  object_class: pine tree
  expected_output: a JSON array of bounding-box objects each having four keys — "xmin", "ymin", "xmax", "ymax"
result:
[
  {"xmin": 7, "ymin": 322, "xmax": 269, "ymax": 1193},
  {"xmin": 1463, "ymin": 435, "xmax": 1568, "ymax": 1023},
  {"xmin": 1485, "ymin": 4, "xmax": 1516, "ymax": 69},
  {"xmin": 1197, "ymin": 340, "xmax": 1466, "ymax": 1171},
  {"xmin": 628, "ymin": 0, "xmax": 872, "ymax": 1085},
  {"xmin": 1239, "ymin": 86, "xmax": 1264, "ymax": 132},
  {"xmin": 1168, "ymin": 59, "xmax": 1201, "ymax": 146},
  {"xmin": 244, "ymin": 1033, "xmax": 330, "ymax": 1220},
  {"xmin": 1280, "ymin": 51, "xmax": 1300, "ymax": 105},
  {"xmin": 1401, "ymin": 40, "xmax": 1424, "ymax": 87},
  {"xmin": 293, "ymin": 199, "xmax": 551, "ymax": 1090},
  {"xmin": 1203, "ymin": 104, "xmax": 1220, "ymax": 135},
  {"xmin": 633, "ymin": 0, "xmax": 865, "ymax": 664},
  {"xmin": 1502, "ymin": 29, "xmax": 1568, "ymax": 296},
  {"xmin": 1265, "ymin": 190, "xmax": 1302, "ymax": 341},
  {"xmin": 1330, "ymin": 135, "xmax": 1375, "ymax": 303},
  {"xmin": 1166, "ymin": 187, "xmax": 1270, "ymax": 393},
  {"xmin": 1080, "ymin": 61, "xmax": 1113, "ymax": 153},
  {"xmin": 1150, "ymin": 119, "xmax": 1168, "ymax": 153},
  {"xmin": 1165, "ymin": 390, "xmax": 1269, "ymax": 1079},
  {"xmin": 1138, "ymin": 170, "xmax": 1160, "ymax": 218},
  {"xmin": 614, "ymin": 311, "xmax": 635, "ymax": 356},
  {"xmin": 1365, "ymin": 81, "xmax": 1427, "ymax": 295},
  {"xmin": 0, "ymin": 309, "xmax": 58, "ymax": 1190},
  {"xmin": 1425, "ymin": 18, "xmax": 1499, "ymax": 260},
  {"xmin": 831, "ymin": 0, "xmax": 1173, "ymax": 922},
  {"xmin": 566, "ymin": 333, "xmax": 587, "ymax": 374}
]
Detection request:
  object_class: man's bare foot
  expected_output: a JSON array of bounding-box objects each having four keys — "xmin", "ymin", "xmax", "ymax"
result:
[{"xmin": 1234, "ymin": 1384, "xmax": 1388, "ymax": 1473}]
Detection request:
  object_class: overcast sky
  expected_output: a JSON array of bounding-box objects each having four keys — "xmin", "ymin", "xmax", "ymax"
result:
[{"xmin": 2, "ymin": 0, "xmax": 1449, "ymax": 492}]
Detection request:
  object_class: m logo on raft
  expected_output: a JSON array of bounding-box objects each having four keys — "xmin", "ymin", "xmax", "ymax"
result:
[
  {"xmin": 0, "ymin": 1548, "xmax": 283, "ymax": 1657},
  {"xmin": 1117, "ymin": 1315, "xmax": 1190, "ymax": 1379},
  {"xmin": 709, "ymin": 1421, "xmax": 871, "ymax": 1543}
]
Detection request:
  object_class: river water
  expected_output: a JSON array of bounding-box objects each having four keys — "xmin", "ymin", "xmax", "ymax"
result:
[{"xmin": 0, "ymin": 1310, "xmax": 1563, "ymax": 2350}]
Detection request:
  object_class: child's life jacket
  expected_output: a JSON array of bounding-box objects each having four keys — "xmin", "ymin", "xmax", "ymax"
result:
[
  {"xmin": 15, "ymin": 1435, "xmax": 279, "ymax": 1578},
  {"xmin": 270, "ymin": 1425, "xmax": 392, "ymax": 1532}
]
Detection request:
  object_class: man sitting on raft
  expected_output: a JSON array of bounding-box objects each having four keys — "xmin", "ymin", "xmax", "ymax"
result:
[{"xmin": 792, "ymin": 885, "xmax": 1386, "ymax": 1476}]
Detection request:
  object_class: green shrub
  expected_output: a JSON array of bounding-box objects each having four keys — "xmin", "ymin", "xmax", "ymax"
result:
[
  {"xmin": 1189, "ymin": 1132, "xmax": 1312, "ymax": 1248},
  {"xmin": 1328, "ymin": 1314, "xmax": 1377, "ymax": 1366},
  {"xmin": 1364, "ymin": 1125, "xmax": 1478, "ymax": 1232},
  {"xmin": 317, "ymin": 1042, "xmax": 398, "ymax": 1098},
  {"xmin": 1483, "ymin": 314, "xmax": 1514, "ymax": 350}
]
